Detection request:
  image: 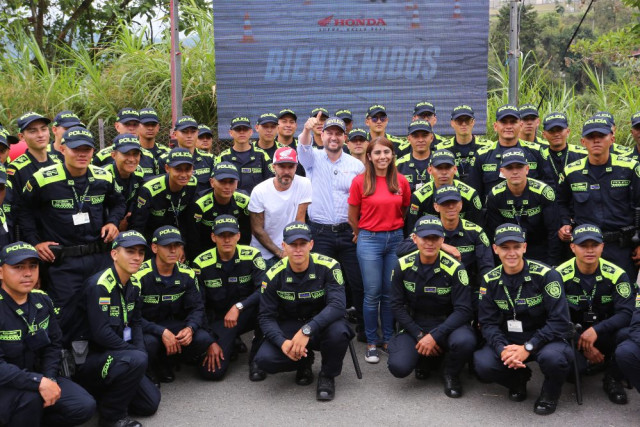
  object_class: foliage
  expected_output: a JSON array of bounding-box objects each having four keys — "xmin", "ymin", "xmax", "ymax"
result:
[{"xmin": 0, "ymin": 3, "xmax": 216, "ymax": 139}]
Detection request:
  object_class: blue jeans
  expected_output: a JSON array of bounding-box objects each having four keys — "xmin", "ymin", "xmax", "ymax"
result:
[{"xmin": 356, "ymin": 228, "xmax": 403, "ymax": 344}]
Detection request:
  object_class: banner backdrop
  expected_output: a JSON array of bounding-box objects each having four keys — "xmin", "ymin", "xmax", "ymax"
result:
[{"xmin": 212, "ymin": 1, "xmax": 489, "ymax": 137}]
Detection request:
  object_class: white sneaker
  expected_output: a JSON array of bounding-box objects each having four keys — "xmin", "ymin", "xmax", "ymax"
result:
[{"xmin": 365, "ymin": 347, "xmax": 380, "ymax": 364}]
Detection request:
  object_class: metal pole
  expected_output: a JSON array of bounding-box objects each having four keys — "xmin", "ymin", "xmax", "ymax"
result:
[
  {"xmin": 98, "ymin": 118, "xmax": 105, "ymax": 150},
  {"xmin": 508, "ymin": 0, "xmax": 520, "ymax": 105},
  {"xmin": 170, "ymin": 0, "xmax": 183, "ymax": 128}
]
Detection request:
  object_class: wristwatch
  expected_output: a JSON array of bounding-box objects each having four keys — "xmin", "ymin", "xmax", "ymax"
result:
[
  {"xmin": 524, "ymin": 341, "xmax": 534, "ymax": 352},
  {"xmin": 301, "ymin": 324, "xmax": 312, "ymax": 337},
  {"xmin": 416, "ymin": 331, "xmax": 425, "ymax": 340},
  {"xmin": 235, "ymin": 302, "xmax": 244, "ymax": 312}
]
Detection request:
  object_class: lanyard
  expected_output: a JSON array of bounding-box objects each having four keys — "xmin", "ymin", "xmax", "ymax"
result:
[
  {"xmin": 70, "ymin": 182, "xmax": 91, "ymax": 212},
  {"xmin": 502, "ymin": 282, "xmax": 524, "ymax": 320},
  {"xmin": 167, "ymin": 191, "xmax": 185, "ymax": 227},
  {"xmin": 15, "ymin": 306, "xmax": 37, "ymax": 335},
  {"xmin": 578, "ymin": 276, "xmax": 598, "ymax": 311},
  {"xmin": 548, "ymin": 148, "xmax": 570, "ymax": 178},
  {"xmin": 119, "ymin": 292, "xmax": 128, "ymax": 326}
]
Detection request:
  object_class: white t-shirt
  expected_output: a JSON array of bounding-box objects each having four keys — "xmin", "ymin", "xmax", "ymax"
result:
[{"xmin": 248, "ymin": 176, "xmax": 313, "ymax": 259}]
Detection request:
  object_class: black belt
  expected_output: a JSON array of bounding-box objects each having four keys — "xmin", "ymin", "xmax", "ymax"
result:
[
  {"xmin": 308, "ymin": 220, "xmax": 351, "ymax": 233},
  {"xmin": 51, "ymin": 241, "xmax": 109, "ymax": 258}
]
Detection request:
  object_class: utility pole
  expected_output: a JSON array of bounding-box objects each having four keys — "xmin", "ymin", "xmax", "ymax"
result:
[
  {"xmin": 508, "ymin": 0, "xmax": 520, "ymax": 105},
  {"xmin": 170, "ymin": 0, "xmax": 183, "ymax": 127}
]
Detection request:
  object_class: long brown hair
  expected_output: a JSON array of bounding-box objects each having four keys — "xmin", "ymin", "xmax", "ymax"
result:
[{"xmin": 363, "ymin": 137, "xmax": 399, "ymax": 196}]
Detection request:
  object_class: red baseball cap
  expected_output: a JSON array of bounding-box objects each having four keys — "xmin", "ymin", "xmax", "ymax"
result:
[{"xmin": 273, "ymin": 146, "xmax": 298, "ymax": 164}]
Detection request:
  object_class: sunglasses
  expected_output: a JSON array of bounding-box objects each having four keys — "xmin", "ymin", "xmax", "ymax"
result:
[{"xmin": 370, "ymin": 115, "xmax": 387, "ymax": 123}]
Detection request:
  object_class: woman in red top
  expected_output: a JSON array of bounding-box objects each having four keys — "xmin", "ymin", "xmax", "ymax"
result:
[{"xmin": 348, "ymin": 137, "xmax": 411, "ymax": 363}]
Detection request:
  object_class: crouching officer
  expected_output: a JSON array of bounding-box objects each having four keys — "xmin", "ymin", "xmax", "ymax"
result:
[
  {"xmin": 136, "ymin": 226, "xmax": 216, "ymax": 383},
  {"xmin": 388, "ymin": 215, "xmax": 475, "ymax": 398},
  {"xmin": 474, "ymin": 224, "xmax": 572, "ymax": 415},
  {"xmin": 74, "ymin": 231, "xmax": 160, "ymax": 427},
  {"xmin": 0, "ymin": 242, "xmax": 95, "ymax": 427},
  {"xmin": 615, "ymin": 307, "xmax": 640, "ymax": 393},
  {"xmin": 254, "ymin": 221, "xmax": 354, "ymax": 401},
  {"xmin": 556, "ymin": 224, "xmax": 635, "ymax": 404},
  {"xmin": 192, "ymin": 215, "xmax": 266, "ymax": 381}
]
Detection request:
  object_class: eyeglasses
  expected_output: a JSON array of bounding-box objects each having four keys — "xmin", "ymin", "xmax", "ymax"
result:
[{"xmin": 370, "ymin": 115, "xmax": 387, "ymax": 123}]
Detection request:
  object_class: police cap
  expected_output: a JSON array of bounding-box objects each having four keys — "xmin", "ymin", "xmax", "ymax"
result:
[
  {"xmin": 112, "ymin": 230, "xmax": 147, "ymax": 249},
  {"xmin": 53, "ymin": 111, "xmax": 84, "ymax": 128},
  {"xmin": 113, "ymin": 134, "xmax": 141, "ymax": 153},
  {"xmin": 62, "ymin": 127, "xmax": 95, "ymax": 149},
  {"xmin": 17, "ymin": 112, "xmax": 51, "ymax": 133},
  {"xmin": 283, "ymin": 221, "xmax": 312, "ymax": 244},
  {"xmin": 152, "ymin": 225, "xmax": 185, "ymax": 246},
  {"xmin": 213, "ymin": 215, "xmax": 240, "ymax": 235},
  {"xmin": 0, "ymin": 241, "xmax": 40, "ymax": 266},
  {"xmin": 494, "ymin": 223, "xmax": 526, "ymax": 245},
  {"xmin": 414, "ymin": 215, "xmax": 444, "ymax": 238},
  {"xmin": 572, "ymin": 224, "xmax": 603, "ymax": 245}
]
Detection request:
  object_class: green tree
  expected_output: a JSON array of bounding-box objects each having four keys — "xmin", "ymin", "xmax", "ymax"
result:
[{"xmin": 490, "ymin": 4, "xmax": 541, "ymax": 56}]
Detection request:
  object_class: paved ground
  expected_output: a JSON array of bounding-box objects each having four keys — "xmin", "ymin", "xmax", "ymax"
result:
[{"xmin": 81, "ymin": 334, "xmax": 640, "ymax": 426}]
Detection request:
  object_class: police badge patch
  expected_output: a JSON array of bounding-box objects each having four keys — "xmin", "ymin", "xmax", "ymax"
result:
[
  {"xmin": 545, "ymin": 281, "xmax": 561, "ymax": 299},
  {"xmin": 616, "ymin": 282, "xmax": 631, "ymax": 299},
  {"xmin": 333, "ymin": 269, "xmax": 344, "ymax": 285},
  {"xmin": 254, "ymin": 257, "xmax": 266, "ymax": 271},
  {"xmin": 458, "ymin": 270, "xmax": 469, "ymax": 286}
]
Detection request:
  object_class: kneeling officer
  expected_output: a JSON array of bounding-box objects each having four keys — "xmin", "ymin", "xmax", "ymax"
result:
[
  {"xmin": 0, "ymin": 242, "xmax": 95, "ymax": 427},
  {"xmin": 254, "ymin": 221, "xmax": 354, "ymax": 401}
]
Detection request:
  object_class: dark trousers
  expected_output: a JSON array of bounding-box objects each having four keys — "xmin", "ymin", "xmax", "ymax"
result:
[
  {"xmin": 44, "ymin": 252, "xmax": 112, "ymax": 346},
  {"xmin": 207, "ymin": 304, "xmax": 261, "ymax": 380},
  {"xmin": 75, "ymin": 349, "xmax": 160, "ymax": 421},
  {"xmin": 309, "ymin": 221, "xmax": 364, "ymax": 330},
  {"xmin": 474, "ymin": 340, "xmax": 573, "ymax": 399},
  {"xmin": 254, "ymin": 318, "xmax": 354, "ymax": 378},
  {"xmin": 388, "ymin": 324, "xmax": 477, "ymax": 377},
  {"xmin": 143, "ymin": 320, "xmax": 215, "ymax": 380},
  {"xmin": 574, "ymin": 326, "xmax": 628, "ymax": 379},
  {"xmin": 0, "ymin": 377, "xmax": 96, "ymax": 427},
  {"xmin": 615, "ymin": 338, "xmax": 640, "ymax": 392}
]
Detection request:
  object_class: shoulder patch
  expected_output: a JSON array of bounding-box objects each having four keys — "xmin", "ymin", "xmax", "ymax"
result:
[
  {"xmin": 545, "ymin": 281, "xmax": 561, "ymax": 299},
  {"xmin": 616, "ymin": 282, "xmax": 632, "ymax": 299},
  {"xmin": 458, "ymin": 269, "xmax": 469, "ymax": 286},
  {"xmin": 333, "ymin": 268, "xmax": 344, "ymax": 285}
]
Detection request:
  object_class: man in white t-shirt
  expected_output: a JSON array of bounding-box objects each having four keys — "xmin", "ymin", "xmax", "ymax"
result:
[{"xmin": 249, "ymin": 147, "xmax": 312, "ymax": 267}]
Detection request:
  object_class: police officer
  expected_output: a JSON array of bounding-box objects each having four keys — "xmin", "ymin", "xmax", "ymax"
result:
[
  {"xmin": 254, "ymin": 221, "xmax": 354, "ymax": 401},
  {"xmin": 74, "ymin": 231, "xmax": 160, "ymax": 427},
  {"xmin": 474, "ymin": 224, "xmax": 572, "ymax": 415},
  {"xmin": 615, "ymin": 307, "xmax": 640, "ymax": 393},
  {"xmin": 346, "ymin": 128, "xmax": 369, "ymax": 165},
  {"xmin": 103, "ymin": 134, "xmax": 145, "ymax": 231},
  {"xmin": 20, "ymin": 127, "xmax": 125, "ymax": 344},
  {"xmin": 335, "ymin": 109, "xmax": 354, "ymax": 134},
  {"xmin": 130, "ymin": 148, "xmax": 198, "ymax": 245},
  {"xmin": 365, "ymin": 104, "xmax": 408, "ymax": 156},
  {"xmin": 197, "ymin": 124, "xmax": 214, "ymax": 153},
  {"xmin": 51, "ymin": 110, "xmax": 84, "ymax": 159},
  {"xmin": 137, "ymin": 107, "xmax": 169, "ymax": 161},
  {"xmin": 411, "ymin": 101, "xmax": 443, "ymax": 149},
  {"xmin": 396, "ymin": 120, "xmax": 433, "ymax": 192},
  {"xmin": 406, "ymin": 149, "xmax": 483, "ymax": 233},
  {"xmin": 388, "ymin": 215, "xmax": 475, "ymax": 397},
  {"xmin": 557, "ymin": 117, "xmax": 640, "ymax": 278},
  {"xmin": 8, "ymin": 112, "xmax": 60, "ymax": 235},
  {"xmin": 435, "ymin": 105, "xmax": 490, "ymax": 183},
  {"xmin": 95, "ymin": 133, "xmax": 158, "ymax": 179},
  {"xmin": 539, "ymin": 112, "xmax": 586, "ymax": 192},
  {"xmin": 158, "ymin": 116, "xmax": 213, "ymax": 192},
  {"xmin": 186, "ymin": 162, "xmax": 250, "ymax": 260},
  {"xmin": 435, "ymin": 186, "xmax": 494, "ymax": 312},
  {"xmin": 485, "ymin": 148, "xmax": 560, "ymax": 264},
  {"xmin": 275, "ymin": 109, "xmax": 299, "ymax": 150},
  {"xmin": 192, "ymin": 215, "xmax": 267, "ymax": 381},
  {"xmin": 518, "ymin": 104, "xmax": 548, "ymax": 145},
  {"xmin": 254, "ymin": 113, "xmax": 279, "ymax": 159},
  {"xmin": 136, "ymin": 226, "xmax": 217, "ymax": 382},
  {"xmin": 592, "ymin": 111, "xmax": 631, "ymax": 156},
  {"xmin": 556, "ymin": 224, "xmax": 635, "ymax": 404},
  {"xmin": 93, "ymin": 108, "xmax": 141, "ymax": 166},
  {"xmin": 215, "ymin": 115, "xmax": 273, "ymax": 195},
  {"xmin": 468, "ymin": 105, "xmax": 546, "ymax": 201},
  {"xmin": 0, "ymin": 242, "xmax": 96, "ymax": 427}
]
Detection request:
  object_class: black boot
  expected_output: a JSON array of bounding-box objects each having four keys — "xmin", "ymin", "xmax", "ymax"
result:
[
  {"xmin": 603, "ymin": 374, "xmax": 628, "ymax": 404},
  {"xmin": 249, "ymin": 361, "xmax": 266, "ymax": 382},
  {"xmin": 534, "ymin": 388, "xmax": 558, "ymax": 415},
  {"xmin": 295, "ymin": 352, "xmax": 315, "ymax": 386},
  {"xmin": 508, "ymin": 367, "xmax": 531, "ymax": 402},
  {"xmin": 443, "ymin": 373, "xmax": 463, "ymax": 398},
  {"xmin": 316, "ymin": 373, "xmax": 335, "ymax": 401}
]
